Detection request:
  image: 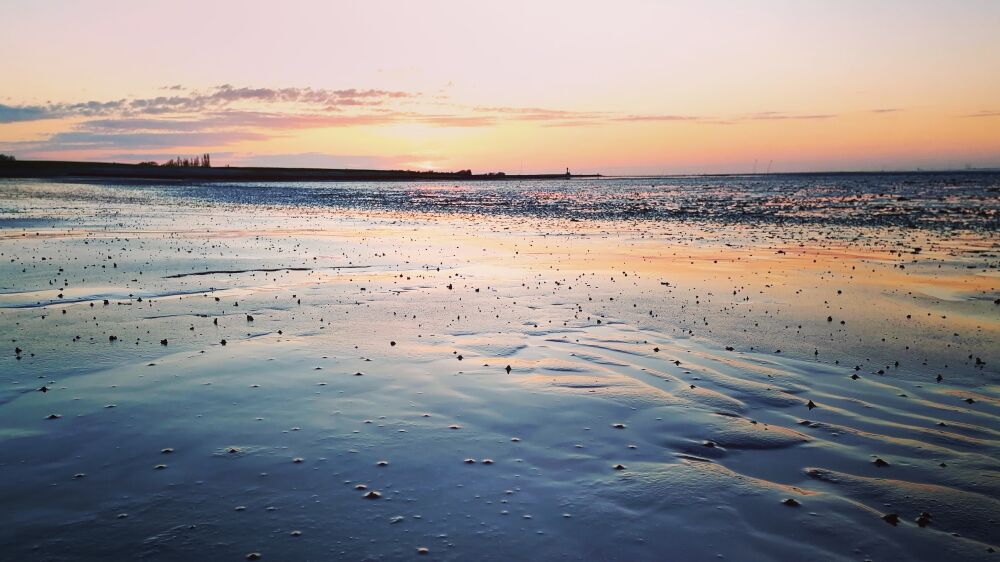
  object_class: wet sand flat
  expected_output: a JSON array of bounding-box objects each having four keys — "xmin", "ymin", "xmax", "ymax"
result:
[{"xmin": 0, "ymin": 178, "xmax": 998, "ymax": 561}]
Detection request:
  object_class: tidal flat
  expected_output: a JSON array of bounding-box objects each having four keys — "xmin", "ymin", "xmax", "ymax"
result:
[{"xmin": 0, "ymin": 176, "xmax": 998, "ymax": 561}]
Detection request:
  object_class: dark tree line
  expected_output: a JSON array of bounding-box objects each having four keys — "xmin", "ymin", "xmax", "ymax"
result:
[
  {"xmin": 140, "ymin": 154, "xmax": 212, "ymax": 167},
  {"xmin": 0, "ymin": 154, "xmax": 15, "ymax": 162}
]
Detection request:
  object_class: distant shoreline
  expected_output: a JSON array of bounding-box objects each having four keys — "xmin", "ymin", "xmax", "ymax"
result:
[
  {"xmin": 1, "ymin": 159, "xmax": 997, "ymax": 183},
  {"xmin": 0, "ymin": 159, "xmax": 600, "ymax": 182}
]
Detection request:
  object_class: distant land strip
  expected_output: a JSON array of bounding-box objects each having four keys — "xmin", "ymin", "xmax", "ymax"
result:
[{"xmin": 0, "ymin": 159, "xmax": 599, "ymax": 182}]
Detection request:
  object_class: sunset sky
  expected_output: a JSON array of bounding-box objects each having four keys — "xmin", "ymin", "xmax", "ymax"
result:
[{"xmin": 2, "ymin": 0, "xmax": 999, "ymax": 174}]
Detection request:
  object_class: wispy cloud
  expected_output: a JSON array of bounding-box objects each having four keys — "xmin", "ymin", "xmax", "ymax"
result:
[
  {"xmin": 611, "ymin": 114, "xmax": 701, "ymax": 122},
  {"xmin": 472, "ymin": 106, "xmax": 608, "ymax": 121},
  {"xmin": 0, "ymin": 85, "xmax": 861, "ymax": 158},
  {"xmin": 745, "ymin": 111, "xmax": 838, "ymax": 121},
  {"xmin": 80, "ymin": 111, "xmax": 400, "ymax": 132},
  {"xmin": 0, "ymin": 85, "xmax": 418, "ymax": 123},
  {"xmin": 471, "ymin": 106, "xmax": 715, "ymax": 126},
  {"xmin": 961, "ymin": 110, "xmax": 1000, "ymax": 118},
  {"xmin": 0, "ymin": 104, "xmax": 59, "ymax": 123},
  {"xmin": 0, "ymin": 130, "xmax": 269, "ymax": 153},
  {"xmin": 414, "ymin": 114, "xmax": 497, "ymax": 127}
]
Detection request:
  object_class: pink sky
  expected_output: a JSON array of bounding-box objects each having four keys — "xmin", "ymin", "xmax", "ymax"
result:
[{"xmin": 2, "ymin": 0, "xmax": 999, "ymax": 173}]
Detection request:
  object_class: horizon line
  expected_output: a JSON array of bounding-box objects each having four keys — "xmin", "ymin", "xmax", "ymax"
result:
[{"xmin": 2, "ymin": 156, "xmax": 999, "ymax": 180}]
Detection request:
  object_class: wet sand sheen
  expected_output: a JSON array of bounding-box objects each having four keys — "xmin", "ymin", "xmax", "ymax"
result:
[{"xmin": 0, "ymin": 179, "xmax": 997, "ymax": 561}]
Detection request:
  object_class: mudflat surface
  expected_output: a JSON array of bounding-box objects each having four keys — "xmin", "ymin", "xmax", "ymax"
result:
[{"xmin": 0, "ymin": 177, "xmax": 997, "ymax": 561}]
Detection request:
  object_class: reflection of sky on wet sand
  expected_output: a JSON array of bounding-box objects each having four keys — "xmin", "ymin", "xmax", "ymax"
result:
[{"xmin": 0, "ymin": 179, "xmax": 997, "ymax": 560}]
